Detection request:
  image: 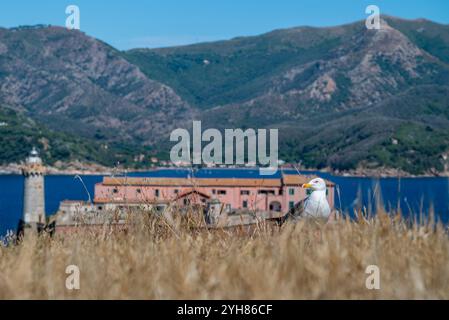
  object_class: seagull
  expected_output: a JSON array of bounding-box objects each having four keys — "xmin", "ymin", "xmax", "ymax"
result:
[{"xmin": 281, "ymin": 178, "xmax": 331, "ymax": 224}]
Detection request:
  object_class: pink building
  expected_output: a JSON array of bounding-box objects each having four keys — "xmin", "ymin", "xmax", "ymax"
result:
[{"xmin": 93, "ymin": 173, "xmax": 335, "ymax": 214}]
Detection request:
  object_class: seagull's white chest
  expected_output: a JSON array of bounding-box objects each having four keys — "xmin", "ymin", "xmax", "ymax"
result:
[{"xmin": 304, "ymin": 191, "xmax": 330, "ymax": 218}]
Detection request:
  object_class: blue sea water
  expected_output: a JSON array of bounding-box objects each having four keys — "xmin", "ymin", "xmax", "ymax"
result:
[{"xmin": 1, "ymin": 168, "xmax": 448, "ymax": 236}]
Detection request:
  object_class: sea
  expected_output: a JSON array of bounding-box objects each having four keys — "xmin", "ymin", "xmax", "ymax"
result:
[{"xmin": 1, "ymin": 168, "xmax": 448, "ymax": 236}]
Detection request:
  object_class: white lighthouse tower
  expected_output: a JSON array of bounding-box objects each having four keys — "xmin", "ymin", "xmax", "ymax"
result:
[{"xmin": 22, "ymin": 147, "xmax": 46, "ymax": 231}]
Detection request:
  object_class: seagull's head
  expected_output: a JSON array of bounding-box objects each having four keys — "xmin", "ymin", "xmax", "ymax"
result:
[{"xmin": 302, "ymin": 178, "xmax": 327, "ymax": 192}]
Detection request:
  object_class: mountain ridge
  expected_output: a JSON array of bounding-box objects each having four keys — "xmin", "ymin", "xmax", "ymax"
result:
[
  {"xmin": 0, "ymin": 25, "xmax": 196, "ymax": 146},
  {"xmin": 1, "ymin": 16, "xmax": 449, "ymax": 174}
]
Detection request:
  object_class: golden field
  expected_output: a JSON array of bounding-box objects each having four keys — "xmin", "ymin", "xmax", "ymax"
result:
[{"xmin": 0, "ymin": 212, "xmax": 448, "ymax": 300}]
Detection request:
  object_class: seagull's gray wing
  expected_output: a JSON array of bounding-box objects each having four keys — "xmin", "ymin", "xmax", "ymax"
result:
[{"xmin": 279, "ymin": 197, "xmax": 307, "ymax": 225}]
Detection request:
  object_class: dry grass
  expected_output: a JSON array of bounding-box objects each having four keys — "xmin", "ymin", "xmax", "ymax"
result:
[{"xmin": 1, "ymin": 212, "xmax": 449, "ymax": 300}]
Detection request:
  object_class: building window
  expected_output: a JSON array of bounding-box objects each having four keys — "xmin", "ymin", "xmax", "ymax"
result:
[
  {"xmin": 289, "ymin": 201, "xmax": 295, "ymax": 209},
  {"xmin": 289, "ymin": 188, "xmax": 295, "ymax": 196},
  {"xmin": 217, "ymin": 190, "xmax": 227, "ymax": 195},
  {"xmin": 269, "ymin": 201, "xmax": 282, "ymax": 212},
  {"xmin": 136, "ymin": 188, "xmax": 142, "ymax": 194},
  {"xmin": 155, "ymin": 189, "xmax": 160, "ymax": 197},
  {"xmin": 258, "ymin": 190, "xmax": 275, "ymax": 195},
  {"xmin": 279, "ymin": 189, "xmax": 283, "ymax": 196},
  {"xmin": 240, "ymin": 190, "xmax": 250, "ymax": 195},
  {"xmin": 242, "ymin": 200, "xmax": 248, "ymax": 208},
  {"xmin": 174, "ymin": 189, "xmax": 179, "ymax": 194},
  {"xmin": 113, "ymin": 188, "xmax": 118, "ymax": 194},
  {"xmin": 212, "ymin": 189, "xmax": 216, "ymax": 194}
]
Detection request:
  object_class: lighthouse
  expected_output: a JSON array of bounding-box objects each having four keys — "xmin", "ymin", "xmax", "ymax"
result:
[{"xmin": 21, "ymin": 147, "xmax": 46, "ymax": 232}]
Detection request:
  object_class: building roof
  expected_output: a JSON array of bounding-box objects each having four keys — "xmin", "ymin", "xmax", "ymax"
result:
[
  {"xmin": 175, "ymin": 190, "xmax": 211, "ymax": 201},
  {"xmin": 102, "ymin": 177, "xmax": 282, "ymax": 187},
  {"xmin": 93, "ymin": 197, "xmax": 170, "ymax": 204},
  {"xmin": 60, "ymin": 200, "xmax": 91, "ymax": 205},
  {"xmin": 100, "ymin": 174, "xmax": 334, "ymax": 188},
  {"xmin": 282, "ymin": 174, "xmax": 334, "ymax": 186}
]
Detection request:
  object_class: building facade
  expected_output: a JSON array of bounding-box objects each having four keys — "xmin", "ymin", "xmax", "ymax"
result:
[
  {"xmin": 93, "ymin": 174, "xmax": 335, "ymax": 214},
  {"xmin": 54, "ymin": 172, "xmax": 335, "ymax": 232}
]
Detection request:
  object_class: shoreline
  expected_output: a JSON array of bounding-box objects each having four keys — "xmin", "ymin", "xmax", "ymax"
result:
[
  {"xmin": 333, "ymin": 168, "xmax": 449, "ymax": 179},
  {"xmin": 1, "ymin": 163, "xmax": 448, "ymax": 178}
]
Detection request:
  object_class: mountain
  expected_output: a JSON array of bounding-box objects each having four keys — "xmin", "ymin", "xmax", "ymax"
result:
[
  {"xmin": 1, "ymin": 17, "xmax": 449, "ymax": 174},
  {"xmin": 125, "ymin": 17, "xmax": 449, "ymax": 174},
  {"xmin": 125, "ymin": 17, "xmax": 448, "ymax": 113},
  {"xmin": 0, "ymin": 25, "xmax": 195, "ymax": 147}
]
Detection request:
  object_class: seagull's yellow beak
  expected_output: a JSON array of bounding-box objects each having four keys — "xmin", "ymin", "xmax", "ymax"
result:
[{"xmin": 302, "ymin": 183, "xmax": 312, "ymax": 189}]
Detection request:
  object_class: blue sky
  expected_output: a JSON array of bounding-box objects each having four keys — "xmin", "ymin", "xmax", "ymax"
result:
[{"xmin": 1, "ymin": 0, "xmax": 448, "ymax": 50}]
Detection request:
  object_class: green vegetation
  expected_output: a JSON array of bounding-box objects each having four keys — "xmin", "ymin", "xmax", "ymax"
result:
[
  {"xmin": 123, "ymin": 30, "xmax": 344, "ymax": 108},
  {"xmin": 0, "ymin": 107, "xmax": 158, "ymax": 168},
  {"xmin": 370, "ymin": 123, "xmax": 449, "ymax": 174},
  {"xmin": 279, "ymin": 85, "xmax": 449, "ymax": 174}
]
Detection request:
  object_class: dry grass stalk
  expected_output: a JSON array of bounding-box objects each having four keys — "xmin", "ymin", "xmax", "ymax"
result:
[{"xmin": 1, "ymin": 211, "xmax": 448, "ymax": 300}]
